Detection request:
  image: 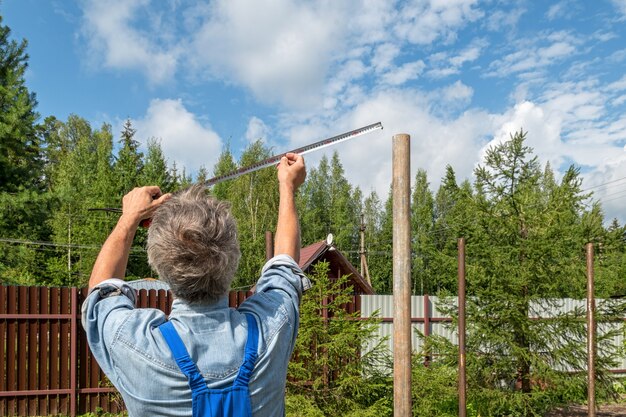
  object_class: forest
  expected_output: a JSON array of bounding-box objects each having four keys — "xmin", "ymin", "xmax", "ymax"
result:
[{"xmin": 1, "ymin": 14, "xmax": 626, "ymax": 299}]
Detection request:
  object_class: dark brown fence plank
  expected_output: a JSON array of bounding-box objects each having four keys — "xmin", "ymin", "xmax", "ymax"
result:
[
  {"xmin": 148, "ymin": 289, "xmax": 157, "ymax": 309},
  {"xmin": 79, "ymin": 287, "xmax": 90, "ymax": 414},
  {"xmin": 138, "ymin": 289, "xmax": 148, "ymax": 308},
  {"xmin": 81, "ymin": 321, "xmax": 92, "ymax": 414},
  {"xmin": 0, "ymin": 286, "xmax": 7, "ymax": 416},
  {"xmin": 49, "ymin": 287, "xmax": 60, "ymax": 415},
  {"xmin": 39, "ymin": 287, "xmax": 49, "ymax": 416},
  {"xmin": 59, "ymin": 287, "xmax": 70, "ymax": 415},
  {"xmin": 158, "ymin": 289, "xmax": 167, "ymax": 313},
  {"xmin": 17, "ymin": 287, "xmax": 27, "ymax": 416},
  {"xmin": 28, "ymin": 287, "xmax": 38, "ymax": 416}
]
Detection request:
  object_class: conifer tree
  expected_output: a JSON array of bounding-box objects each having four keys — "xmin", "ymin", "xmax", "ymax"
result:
[
  {"xmin": 361, "ymin": 190, "xmax": 390, "ymax": 293},
  {"xmin": 0, "ymin": 16, "xmax": 41, "ymax": 192},
  {"xmin": 287, "ymin": 262, "xmax": 391, "ymax": 415},
  {"xmin": 445, "ymin": 130, "xmax": 621, "ymax": 415},
  {"xmin": 113, "ymin": 119, "xmax": 143, "ymax": 196},
  {"xmin": 411, "ymin": 169, "xmax": 435, "ymax": 294},
  {"xmin": 141, "ymin": 138, "xmax": 172, "ymax": 191},
  {"xmin": 0, "ymin": 16, "xmax": 50, "ymax": 284}
]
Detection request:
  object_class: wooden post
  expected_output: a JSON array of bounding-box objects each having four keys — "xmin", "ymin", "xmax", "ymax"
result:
[
  {"xmin": 360, "ymin": 214, "xmax": 371, "ymax": 285},
  {"xmin": 70, "ymin": 287, "xmax": 78, "ymax": 417},
  {"xmin": 586, "ymin": 243, "xmax": 596, "ymax": 417},
  {"xmin": 265, "ymin": 231, "xmax": 274, "ymax": 261},
  {"xmin": 393, "ymin": 133, "xmax": 411, "ymax": 416},
  {"xmin": 458, "ymin": 238, "xmax": 467, "ymax": 417}
]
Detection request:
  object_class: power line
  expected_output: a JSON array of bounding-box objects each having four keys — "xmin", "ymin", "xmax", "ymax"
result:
[
  {"xmin": 600, "ymin": 193, "xmax": 626, "ymax": 205},
  {"xmin": 583, "ymin": 176, "xmax": 626, "ymax": 192},
  {"xmin": 0, "ymin": 237, "xmax": 146, "ymax": 253}
]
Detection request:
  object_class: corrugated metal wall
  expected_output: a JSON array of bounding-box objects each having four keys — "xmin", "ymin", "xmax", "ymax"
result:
[{"xmin": 361, "ymin": 295, "xmax": 626, "ymax": 371}]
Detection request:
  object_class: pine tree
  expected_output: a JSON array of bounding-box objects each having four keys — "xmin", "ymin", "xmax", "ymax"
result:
[
  {"xmin": 209, "ymin": 146, "xmax": 237, "ymax": 201},
  {"xmin": 287, "ymin": 262, "xmax": 391, "ymax": 415},
  {"xmin": 141, "ymin": 138, "xmax": 172, "ymax": 191},
  {"xmin": 0, "ymin": 16, "xmax": 54, "ymax": 284},
  {"xmin": 113, "ymin": 119, "xmax": 143, "ymax": 196},
  {"xmin": 411, "ymin": 169, "xmax": 435, "ymax": 295},
  {"xmin": 450, "ymin": 130, "xmax": 620, "ymax": 415},
  {"xmin": 361, "ymin": 190, "xmax": 390, "ymax": 293},
  {"xmin": 369, "ymin": 187, "xmax": 393, "ymax": 294},
  {"xmin": 0, "ymin": 16, "xmax": 41, "ymax": 192}
]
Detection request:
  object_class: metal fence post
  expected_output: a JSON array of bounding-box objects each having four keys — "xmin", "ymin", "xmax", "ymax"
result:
[
  {"xmin": 458, "ymin": 238, "xmax": 467, "ymax": 417},
  {"xmin": 586, "ymin": 243, "xmax": 596, "ymax": 417}
]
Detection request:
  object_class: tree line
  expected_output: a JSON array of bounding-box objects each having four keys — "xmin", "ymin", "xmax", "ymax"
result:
[
  {"xmin": 2, "ymin": 14, "xmax": 626, "ymax": 298},
  {"xmin": 5, "ymin": 13, "xmax": 626, "ymax": 415}
]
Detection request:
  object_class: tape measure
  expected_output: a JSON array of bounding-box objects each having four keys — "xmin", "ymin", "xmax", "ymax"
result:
[
  {"xmin": 204, "ymin": 121, "xmax": 383, "ymax": 186},
  {"xmin": 89, "ymin": 122, "xmax": 383, "ymax": 219}
]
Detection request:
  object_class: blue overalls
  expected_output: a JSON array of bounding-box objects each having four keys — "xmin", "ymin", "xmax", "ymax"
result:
[{"xmin": 158, "ymin": 314, "xmax": 259, "ymax": 417}]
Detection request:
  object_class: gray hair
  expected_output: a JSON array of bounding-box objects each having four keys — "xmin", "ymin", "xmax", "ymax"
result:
[{"xmin": 147, "ymin": 184, "xmax": 240, "ymax": 303}]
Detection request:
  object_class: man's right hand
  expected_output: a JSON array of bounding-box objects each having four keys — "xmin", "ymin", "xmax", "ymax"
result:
[
  {"xmin": 277, "ymin": 153, "xmax": 306, "ymax": 191},
  {"xmin": 121, "ymin": 186, "xmax": 171, "ymax": 227}
]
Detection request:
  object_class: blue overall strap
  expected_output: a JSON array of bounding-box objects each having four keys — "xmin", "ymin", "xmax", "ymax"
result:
[
  {"xmin": 158, "ymin": 321, "xmax": 208, "ymax": 395},
  {"xmin": 233, "ymin": 313, "xmax": 259, "ymax": 388}
]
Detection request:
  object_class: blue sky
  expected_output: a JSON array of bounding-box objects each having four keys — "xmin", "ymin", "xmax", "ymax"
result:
[{"xmin": 3, "ymin": 0, "xmax": 626, "ymax": 222}]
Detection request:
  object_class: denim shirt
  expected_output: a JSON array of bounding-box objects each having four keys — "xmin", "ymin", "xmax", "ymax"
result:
[{"xmin": 82, "ymin": 255, "xmax": 308, "ymax": 417}]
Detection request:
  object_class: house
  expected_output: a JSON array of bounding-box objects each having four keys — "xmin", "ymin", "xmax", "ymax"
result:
[{"xmin": 298, "ymin": 236, "xmax": 375, "ymax": 295}]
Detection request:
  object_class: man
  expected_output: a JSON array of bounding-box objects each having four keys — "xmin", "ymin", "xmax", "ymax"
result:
[{"xmin": 82, "ymin": 153, "xmax": 308, "ymax": 416}]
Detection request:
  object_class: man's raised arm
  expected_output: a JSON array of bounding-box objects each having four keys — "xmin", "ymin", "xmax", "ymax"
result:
[
  {"xmin": 274, "ymin": 153, "xmax": 306, "ymax": 263},
  {"xmin": 88, "ymin": 186, "xmax": 170, "ymax": 289}
]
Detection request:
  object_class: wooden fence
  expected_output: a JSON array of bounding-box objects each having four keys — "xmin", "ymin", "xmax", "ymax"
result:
[{"xmin": 0, "ymin": 285, "xmax": 255, "ymax": 417}]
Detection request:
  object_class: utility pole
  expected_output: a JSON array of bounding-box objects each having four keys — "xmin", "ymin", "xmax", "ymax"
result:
[{"xmin": 359, "ymin": 214, "xmax": 371, "ymax": 285}]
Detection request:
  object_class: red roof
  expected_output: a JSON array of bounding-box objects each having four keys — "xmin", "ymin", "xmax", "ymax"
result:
[
  {"xmin": 298, "ymin": 240, "xmax": 375, "ymax": 295},
  {"xmin": 298, "ymin": 240, "xmax": 327, "ymax": 270}
]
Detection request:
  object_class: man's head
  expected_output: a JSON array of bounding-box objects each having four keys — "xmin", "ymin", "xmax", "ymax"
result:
[{"xmin": 147, "ymin": 184, "xmax": 240, "ymax": 303}]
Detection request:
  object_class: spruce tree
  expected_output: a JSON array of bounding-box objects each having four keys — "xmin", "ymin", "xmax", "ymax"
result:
[
  {"xmin": 113, "ymin": 119, "xmax": 143, "ymax": 196},
  {"xmin": 0, "ymin": 16, "xmax": 41, "ymax": 192},
  {"xmin": 440, "ymin": 130, "xmax": 622, "ymax": 416},
  {"xmin": 411, "ymin": 169, "xmax": 435, "ymax": 295},
  {"xmin": 141, "ymin": 138, "xmax": 172, "ymax": 191}
]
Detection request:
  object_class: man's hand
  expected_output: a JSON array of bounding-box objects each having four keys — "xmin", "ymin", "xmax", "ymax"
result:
[
  {"xmin": 277, "ymin": 153, "xmax": 306, "ymax": 192},
  {"xmin": 121, "ymin": 186, "xmax": 171, "ymax": 227}
]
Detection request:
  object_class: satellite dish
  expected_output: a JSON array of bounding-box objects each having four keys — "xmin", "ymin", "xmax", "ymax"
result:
[{"xmin": 326, "ymin": 233, "xmax": 334, "ymax": 246}]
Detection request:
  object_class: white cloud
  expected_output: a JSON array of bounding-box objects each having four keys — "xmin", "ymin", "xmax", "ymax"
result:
[
  {"xmin": 372, "ymin": 43, "xmax": 401, "ymax": 74},
  {"xmin": 608, "ymin": 75, "xmax": 626, "ymax": 91},
  {"xmin": 487, "ymin": 31, "xmax": 581, "ymax": 78},
  {"xmin": 440, "ymin": 80, "xmax": 474, "ymax": 104},
  {"xmin": 132, "ymin": 99, "xmax": 223, "ymax": 175},
  {"xmin": 79, "ymin": 0, "xmax": 180, "ymax": 84},
  {"xmin": 610, "ymin": 0, "xmax": 626, "ymax": 18},
  {"xmin": 546, "ymin": 1, "xmax": 578, "ymax": 20},
  {"xmin": 245, "ymin": 117, "xmax": 270, "ymax": 143},
  {"xmin": 426, "ymin": 38, "xmax": 486, "ymax": 78},
  {"xmin": 484, "ymin": 7, "xmax": 526, "ymax": 32},
  {"xmin": 395, "ymin": 0, "xmax": 484, "ymax": 45},
  {"xmin": 187, "ymin": 0, "xmax": 344, "ymax": 108},
  {"xmin": 380, "ymin": 60, "xmax": 426, "ymax": 85}
]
